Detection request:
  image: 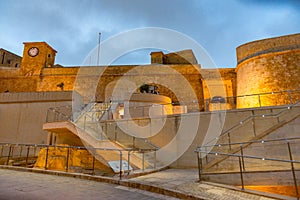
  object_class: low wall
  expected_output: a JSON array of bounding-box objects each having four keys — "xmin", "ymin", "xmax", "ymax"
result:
[
  {"xmin": 0, "ymin": 91, "xmax": 82, "ymax": 144},
  {"xmin": 100, "ymin": 105, "xmax": 293, "ymax": 168}
]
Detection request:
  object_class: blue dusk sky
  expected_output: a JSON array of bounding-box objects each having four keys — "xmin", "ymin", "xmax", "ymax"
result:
[{"xmin": 0, "ymin": 0, "xmax": 299, "ymax": 68}]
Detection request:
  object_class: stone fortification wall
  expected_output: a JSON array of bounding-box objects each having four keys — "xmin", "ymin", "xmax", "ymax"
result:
[
  {"xmin": 0, "ymin": 40, "xmax": 236, "ymax": 110},
  {"xmin": 201, "ymin": 68, "xmax": 237, "ymax": 96},
  {"xmin": 0, "ymin": 64, "xmax": 207, "ymax": 108},
  {"xmin": 236, "ymin": 33, "xmax": 300, "ymax": 108},
  {"xmin": 0, "ymin": 63, "xmax": 237, "ymax": 111}
]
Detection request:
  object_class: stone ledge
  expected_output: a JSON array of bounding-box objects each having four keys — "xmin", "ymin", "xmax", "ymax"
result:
[
  {"xmin": 237, "ymin": 44, "xmax": 300, "ymax": 65},
  {"xmin": 236, "ymin": 33, "xmax": 300, "ymax": 63},
  {"xmin": 0, "ymin": 91, "xmax": 81, "ymax": 103}
]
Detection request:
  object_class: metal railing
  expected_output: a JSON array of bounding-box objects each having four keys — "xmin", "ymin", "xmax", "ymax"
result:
[
  {"xmin": 45, "ymin": 89, "xmax": 300, "ymax": 123},
  {"xmin": 43, "ymin": 89, "xmax": 300, "ymax": 180},
  {"xmin": 195, "ymin": 137, "xmax": 300, "ymax": 198},
  {"xmin": 203, "ymin": 98, "xmax": 300, "ymax": 149},
  {"xmin": 224, "ymin": 89, "xmax": 300, "ymax": 109},
  {"xmin": 45, "ymin": 102, "xmax": 100, "ymax": 123},
  {"xmin": 121, "ymin": 89, "xmax": 300, "ymax": 113},
  {"xmin": 44, "ymin": 90, "xmax": 300, "ymax": 154},
  {"xmin": 75, "ymin": 104, "xmax": 159, "ymax": 150},
  {"xmin": 0, "ymin": 143, "xmax": 157, "ymax": 180},
  {"xmin": 46, "ymin": 105, "xmax": 73, "ymax": 122},
  {"xmin": 193, "ymin": 89, "xmax": 300, "ymax": 112},
  {"xmin": 97, "ymin": 119, "xmax": 159, "ymax": 150},
  {"xmin": 45, "ymin": 103, "xmax": 160, "ymax": 167},
  {"xmin": 84, "ymin": 102, "xmax": 112, "ymax": 121}
]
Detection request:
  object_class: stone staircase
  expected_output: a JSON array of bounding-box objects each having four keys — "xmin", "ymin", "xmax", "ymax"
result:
[
  {"xmin": 44, "ymin": 102, "xmax": 159, "ymax": 173},
  {"xmin": 73, "ymin": 102, "xmax": 112, "ymax": 140},
  {"xmin": 81, "ymin": 103, "xmax": 166, "ymax": 168},
  {"xmin": 75, "ymin": 102, "xmax": 159, "ymax": 166}
]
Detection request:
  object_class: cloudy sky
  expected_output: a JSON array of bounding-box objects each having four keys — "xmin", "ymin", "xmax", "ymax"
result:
[{"xmin": 0, "ymin": 0, "xmax": 299, "ymax": 67}]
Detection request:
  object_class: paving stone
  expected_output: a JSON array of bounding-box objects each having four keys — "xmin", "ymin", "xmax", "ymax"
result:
[
  {"xmin": 0, "ymin": 167, "xmax": 286, "ymax": 200},
  {"xmin": 0, "ymin": 169, "xmax": 176, "ymax": 200}
]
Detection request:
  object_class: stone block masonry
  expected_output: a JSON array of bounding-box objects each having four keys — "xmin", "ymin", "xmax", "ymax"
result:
[{"xmin": 236, "ymin": 33, "xmax": 300, "ymax": 108}]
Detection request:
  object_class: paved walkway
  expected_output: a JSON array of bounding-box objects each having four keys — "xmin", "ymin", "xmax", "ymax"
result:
[
  {"xmin": 130, "ymin": 169, "xmax": 278, "ymax": 200},
  {"xmin": 0, "ymin": 167, "xmax": 288, "ymax": 200},
  {"xmin": 0, "ymin": 169, "xmax": 177, "ymax": 200}
]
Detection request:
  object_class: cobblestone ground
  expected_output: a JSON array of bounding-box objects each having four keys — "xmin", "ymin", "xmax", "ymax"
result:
[{"xmin": 0, "ymin": 169, "xmax": 178, "ymax": 200}]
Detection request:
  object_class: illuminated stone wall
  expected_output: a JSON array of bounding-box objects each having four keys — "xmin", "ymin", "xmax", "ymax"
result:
[
  {"xmin": 2, "ymin": 34, "xmax": 300, "ymax": 110},
  {"xmin": 150, "ymin": 49, "xmax": 198, "ymax": 64},
  {"xmin": 201, "ymin": 69, "xmax": 236, "ymax": 97},
  {"xmin": 236, "ymin": 33, "xmax": 300, "ymax": 108},
  {"xmin": 0, "ymin": 64, "xmax": 209, "ymax": 108},
  {"xmin": 0, "ymin": 41, "xmax": 237, "ymax": 109},
  {"xmin": 88, "ymin": 64, "xmax": 205, "ymax": 110},
  {"xmin": 21, "ymin": 42, "xmax": 57, "ymax": 76}
]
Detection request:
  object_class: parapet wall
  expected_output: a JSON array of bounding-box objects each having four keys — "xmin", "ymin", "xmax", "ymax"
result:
[
  {"xmin": 151, "ymin": 49, "xmax": 198, "ymax": 64},
  {"xmin": 236, "ymin": 33, "xmax": 300, "ymax": 108},
  {"xmin": 236, "ymin": 33, "xmax": 300, "ymax": 64}
]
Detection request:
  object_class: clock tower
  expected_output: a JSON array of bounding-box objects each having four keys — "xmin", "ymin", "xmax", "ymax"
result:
[{"xmin": 21, "ymin": 42, "xmax": 57, "ymax": 76}]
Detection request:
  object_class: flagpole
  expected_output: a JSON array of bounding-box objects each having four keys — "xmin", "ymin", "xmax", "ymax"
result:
[{"xmin": 97, "ymin": 32, "xmax": 101, "ymax": 66}]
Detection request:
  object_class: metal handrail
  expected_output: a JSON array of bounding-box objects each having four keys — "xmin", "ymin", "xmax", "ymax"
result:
[
  {"xmin": 46, "ymin": 105, "xmax": 73, "ymax": 122},
  {"xmin": 45, "ymin": 89, "xmax": 300, "ymax": 124},
  {"xmin": 49, "ymin": 107, "xmax": 72, "ymax": 119},
  {"xmin": 197, "ymin": 137, "xmax": 300, "ymax": 150},
  {"xmin": 232, "ymin": 89, "xmax": 300, "ymax": 99},
  {"xmin": 0, "ymin": 143, "xmax": 158, "ymax": 180},
  {"xmin": 45, "ymin": 102, "xmax": 159, "ymax": 152},
  {"xmin": 195, "ymin": 137, "xmax": 300, "ymax": 196},
  {"xmin": 72, "ymin": 102, "xmax": 96, "ymax": 122},
  {"xmin": 106, "ymin": 88, "xmax": 300, "ymax": 112},
  {"xmin": 203, "ymin": 98, "xmax": 300, "ymax": 146},
  {"xmin": 76, "ymin": 120, "xmax": 159, "ymax": 150},
  {"xmin": 0, "ymin": 143, "xmax": 156, "ymax": 152},
  {"xmin": 196, "ymin": 150, "xmax": 300, "ymax": 164},
  {"xmin": 111, "ymin": 88, "xmax": 300, "ymax": 106},
  {"xmin": 83, "ymin": 102, "xmax": 112, "ymax": 122}
]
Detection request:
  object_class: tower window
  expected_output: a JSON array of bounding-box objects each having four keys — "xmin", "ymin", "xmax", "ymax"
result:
[{"xmin": 48, "ymin": 54, "xmax": 51, "ymax": 58}]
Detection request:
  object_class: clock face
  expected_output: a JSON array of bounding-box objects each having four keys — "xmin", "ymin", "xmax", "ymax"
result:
[{"xmin": 28, "ymin": 47, "xmax": 39, "ymax": 57}]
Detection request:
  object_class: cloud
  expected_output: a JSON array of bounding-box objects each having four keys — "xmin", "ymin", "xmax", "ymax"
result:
[{"xmin": 0, "ymin": 0, "xmax": 299, "ymax": 67}]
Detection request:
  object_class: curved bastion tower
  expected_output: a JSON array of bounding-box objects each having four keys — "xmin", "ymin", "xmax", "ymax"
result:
[{"xmin": 236, "ymin": 33, "xmax": 300, "ymax": 108}]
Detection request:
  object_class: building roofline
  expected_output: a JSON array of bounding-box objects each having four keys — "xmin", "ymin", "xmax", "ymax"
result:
[
  {"xmin": 0, "ymin": 48, "xmax": 22, "ymax": 58},
  {"xmin": 236, "ymin": 33, "xmax": 300, "ymax": 50},
  {"xmin": 23, "ymin": 41, "xmax": 57, "ymax": 53}
]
